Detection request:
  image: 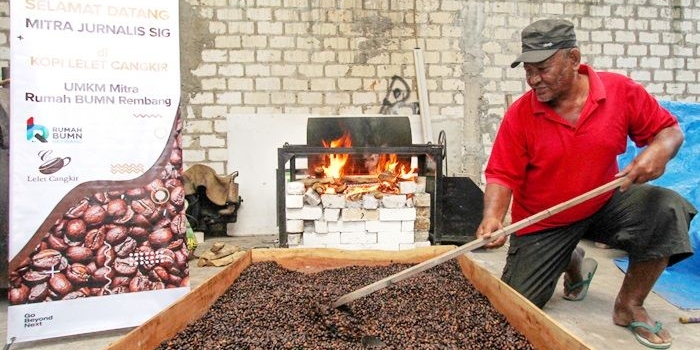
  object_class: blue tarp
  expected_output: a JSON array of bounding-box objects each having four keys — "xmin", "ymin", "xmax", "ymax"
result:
[{"xmin": 615, "ymin": 100, "xmax": 700, "ymax": 310}]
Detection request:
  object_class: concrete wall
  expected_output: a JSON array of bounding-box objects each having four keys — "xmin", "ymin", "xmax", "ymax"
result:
[{"xmin": 2, "ymin": 0, "xmax": 699, "ymax": 184}]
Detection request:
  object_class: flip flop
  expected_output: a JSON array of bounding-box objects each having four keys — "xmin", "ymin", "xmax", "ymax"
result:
[
  {"xmin": 627, "ymin": 321, "xmax": 672, "ymax": 349},
  {"xmin": 563, "ymin": 257, "xmax": 597, "ymax": 301}
]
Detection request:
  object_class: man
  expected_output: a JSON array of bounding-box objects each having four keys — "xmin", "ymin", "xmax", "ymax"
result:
[{"xmin": 477, "ymin": 19, "xmax": 696, "ymax": 349}]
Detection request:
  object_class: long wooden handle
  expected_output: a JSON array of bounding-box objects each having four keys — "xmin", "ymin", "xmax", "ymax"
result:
[{"xmin": 332, "ymin": 177, "xmax": 626, "ymax": 308}]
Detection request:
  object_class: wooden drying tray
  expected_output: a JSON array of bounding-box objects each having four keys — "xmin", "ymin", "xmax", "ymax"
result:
[{"xmin": 105, "ymin": 247, "xmax": 592, "ymax": 350}]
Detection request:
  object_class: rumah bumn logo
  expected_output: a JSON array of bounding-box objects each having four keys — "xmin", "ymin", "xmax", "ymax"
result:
[{"xmin": 26, "ymin": 117, "xmax": 48, "ymax": 143}]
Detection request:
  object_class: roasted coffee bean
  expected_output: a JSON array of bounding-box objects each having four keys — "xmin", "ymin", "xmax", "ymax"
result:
[
  {"xmin": 64, "ymin": 219, "xmax": 87, "ymax": 241},
  {"xmin": 28, "ymin": 282, "xmax": 49, "ymax": 302},
  {"xmin": 155, "ymin": 248, "xmax": 175, "ymax": 269},
  {"xmin": 169, "ymin": 186, "xmax": 185, "ymax": 207},
  {"xmin": 49, "ymin": 273, "xmax": 73, "ymax": 296},
  {"xmin": 156, "ymin": 261, "xmax": 534, "ymax": 350},
  {"xmin": 65, "ymin": 198, "xmax": 89, "ymax": 219},
  {"xmin": 92, "ymin": 192, "xmax": 111, "ymax": 204},
  {"xmin": 104, "ymin": 224, "xmax": 128, "ymax": 245},
  {"xmin": 149, "ymin": 266, "xmax": 170, "ymax": 283},
  {"xmin": 62, "ymin": 289, "xmax": 88, "ymax": 300},
  {"xmin": 149, "ymin": 228, "xmax": 173, "ymax": 248},
  {"xmin": 105, "ymin": 198, "xmax": 128, "ymax": 218},
  {"xmin": 31, "ymin": 249, "xmax": 63, "ymax": 269},
  {"xmin": 115, "ymin": 237, "xmax": 138, "ymax": 257},
  {"xmin": 128, "ymin": 226, "xmax": 149, "ymax": 241},
  {"xmin": 65, "ymin": 263, "xmax": 91, "ymax": 284},
  {"xmin": 46, "ymin": 234, "xmax": 69, "ymax": 251},
  {"xmin": 65, "ymin": 246, "xmax": 94, "ymax": 263},
  {"xmin": 8, "ymin": 285, "xmax": 30, "ymax": 304},
  {"xmin": 129, "ymin": 275, "xmax": 150, "ymax": 292},
  {"xmin": 22, "ymin": 270, "xmax": 51, "ymax": 285},
  {"xmin": 113, "ymin": 206, "xmax": 135, "ymax": 225},
  {"xmin": 132, "ymin": 198, "xmax": 157, "ymax": 217},
  {"xmin": 92, "ymin": 266, "xmax": 115, "ymax": 283},
  {"xmin": 113, "ymin": 257, "xmax": 138, "ymax": 275},
  {"xmin": 84, "ymin": 228, "xmax": 106, "ymax": 250},
  {"xmin": 170, "ymin": 214, "xmax": 187, "ymax": 236},
  {"xmin": 83, "ymin": 205, "xmax": 107, "ymax": 227},
  {"xmin": 95, "ymin": 245, "xmax": 116, "ymax": 267}
]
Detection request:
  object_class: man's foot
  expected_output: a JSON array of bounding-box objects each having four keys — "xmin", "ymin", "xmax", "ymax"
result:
[
  {"xmin": 614, "ymin": 305, "xmax": 672, "ymax": 349},
  {"xmin": 563, "ymin": 247, "xmax": 595, "ymax": 300}
]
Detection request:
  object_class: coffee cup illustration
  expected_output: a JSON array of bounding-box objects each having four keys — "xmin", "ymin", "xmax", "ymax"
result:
[{"xmin": 38, "ymin": 150, "xmax": 71, "ymax": 174}]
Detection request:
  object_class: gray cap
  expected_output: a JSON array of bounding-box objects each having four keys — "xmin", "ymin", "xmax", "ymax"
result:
[{"xmin": 511, "ymin": 19, "xmax": 577, "ymax": 68}]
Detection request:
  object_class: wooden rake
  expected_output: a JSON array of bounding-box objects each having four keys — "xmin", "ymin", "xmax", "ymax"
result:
[{"xmin": 332, "ymin": 177, "xmax": 626, "ymax": 309}]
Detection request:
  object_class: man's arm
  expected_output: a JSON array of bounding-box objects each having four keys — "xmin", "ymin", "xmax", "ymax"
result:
[
  {"xmin": 617, "ymin": 124, "xmax": 684, "ymax": 191},
  {"xmin": 476, "ymin": 183, "xmax": 513, "ymax": 248}
]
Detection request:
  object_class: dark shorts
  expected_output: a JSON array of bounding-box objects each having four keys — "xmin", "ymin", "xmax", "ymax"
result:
[{"xmin": 501, "ymin": 184, "xmax": 696, "ymax": 308}]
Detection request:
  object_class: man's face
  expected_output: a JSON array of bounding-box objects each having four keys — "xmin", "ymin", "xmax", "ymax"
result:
[{"xmin": 523, "ymin": 49, "xmax": 575, "ymax": 103}]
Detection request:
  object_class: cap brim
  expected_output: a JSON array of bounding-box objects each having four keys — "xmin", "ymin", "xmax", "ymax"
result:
[{"xmin": 510, "ymin": 48, "xmax": 559, "ymax": 68}]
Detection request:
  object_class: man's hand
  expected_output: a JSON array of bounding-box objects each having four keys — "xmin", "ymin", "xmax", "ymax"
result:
[
  {"xmin": 616, "ymin": 125, "xmax": 684, "ymax": 191},
  {"xmin": 476, "ymin": 217, "xmax": 507, "ymax": 249}
]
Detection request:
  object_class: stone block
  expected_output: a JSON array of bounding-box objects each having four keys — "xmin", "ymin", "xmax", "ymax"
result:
[
  {"xmin": 287, "ymin": 233, "xmax": 302, "ymax": 246},
  {"xmin": 399, "ymin": 181, "xmax": 417, "ymax": 194},
  {"xmin": 340, "ymin": 231, "xmax": 377, "ymax": 244},
  {"xmin": 379, "ymin": 207, "xmax": 417, "ymax": 221},
  {"xmin": 304, "ymin": 231, "xmax": 340, "ymax": 246},
  {"xmin": 377, "ymin": 231, "xmax": 414, "ymax": 244},
  {"xmin": 413, "ymin": 193, "xmax": 431, "ymax": 207},
  {"xmin": 365, "ymin": 220, "xmax": 402, "ymax": 233},
  {"xmin": 286, "ymin": 194, "xmax": 304, "ymax": 208},
  {"xmin": 286, "ymin": 206, "xmax": 323, "ymax": 220},
  {"xmin": 415, "ymin": 231, "xmax": 430, "ymax": 242},
  {"xmin": 324, "ymin": 208, "xmax": 341, "ymax": 222},
  {"xmin": 286, "ymin": 220, "xmax": 304, "ymax": 233},
  {"xmin": 304, "ymin": 188, "xmax": 322, "ymax": 206},
  {"xmin": 341, "ymin": 208, "xmax": 378, "ymax": 221},
  {"xmin": 362, "ymin": 194, "xmax": 379, "ymax": 209},
  {"xmin": 382, "ymin": 194, "xmax": 407, "ymax": 208},
  {"xmin": 401, "ymin": 220, "xmax": 415, "ymax": 232},
  {"xmin": 314, "ymin": 220, "xmax": 328, "ymax": 234},
  {"xmin": 321, "ymin": 194, "xmax": 346, "ymax": 208}
]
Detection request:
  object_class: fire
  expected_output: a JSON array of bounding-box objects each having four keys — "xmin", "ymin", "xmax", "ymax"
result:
[
  {"xmin": 320, "ymin": 131, "xmax": 352, "ymax": 179},
  {"xmin": 312, "ymin": 132, "xmax": 418, "ymax": 197}
]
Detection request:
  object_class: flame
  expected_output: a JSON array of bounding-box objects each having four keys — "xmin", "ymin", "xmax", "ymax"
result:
[
  {"xmin": 313, "ymin": 132, "xmax": 418, "ymax": 197},
  {"xmin": 320, "ymin": 132, "xmax": 351, "ymax": 179}
]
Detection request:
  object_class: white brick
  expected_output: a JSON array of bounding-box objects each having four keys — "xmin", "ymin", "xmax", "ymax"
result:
[
  {"xmin": 362, "ymin": 194, "xmax": 380, "ymax": 209},
  {"xmin": 304, "ymin": 188, "xmax": 322, "ymax": 206},
  {"xmin": 366, "ymin": 220, "xmax": 402, "ymax": 233},
  {"xmin": 382, "ymin": 194, "xmax": 407, "ymax": 208},
  {"xmin": 399, "ymin": 181, "xmax": 417, "ymax": 194},
  {"xmin": 304, "ymin": 231, "xmax": 340, "ymax": 246},
  {"xmin": 287, "ymin": 233, "xmax": 302, "ymax": 245},
  {"xmin": 324, "ymin": 208, "xmax": 341, "ymax": 222},
  {"xmin": 341, "ymin": 208, "xmax": 379, "ymax": 221},
  {"xmin": 377, "ymin": 231, "xmax": 414, "ymax": 244},
  {"xmin": 314, "ymin": 220, "xmax": 329, "ymax": 234},
  {"xmin": 321, "ymin": 194, "xmax": 346, "ymax": 208},
  {"xmin": 340, "ymin": 221, "xmax": 366, "ymax": 233},
  {"xmin": 286, "ymin": 181, "xmax": 305, "ymax": 195},
  {"xmin": 286, "ymin": 195, "xmax": 304, "ymax": 208},
  {"xmin": 340, "ymin": 232, "xmax": 377, "ymax": 244},
  {"xmin": 402, "ymin": 220, "xmax": 415, "ymax": 232},
  {"xmin": 379, "ymin": 208, "xmax": 417, "ymax": 221},
  {"xmin": 286, "ymin": 220, "xmax": 304, "ymax": 233},
  {"xmin": 286, "ymin": 206, "xmax": 323, "ymax": 220}
]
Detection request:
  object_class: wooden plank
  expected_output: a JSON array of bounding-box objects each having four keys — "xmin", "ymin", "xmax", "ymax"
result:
[
  {"xmin": 456, "ymin": 255, "xmax": 591, "ymax": 350},
  {"xmin": 104, "ymin": 251, "xmax": 253, "ymax": 350},
  {"xmin": 252, "ymin": 246, "xmax": 455, "ymax": 272}
]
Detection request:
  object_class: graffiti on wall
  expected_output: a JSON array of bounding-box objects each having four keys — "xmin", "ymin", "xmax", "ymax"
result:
[{"xmin": 379, "ymin": 75, "xmax": 419, "ymax": 115}]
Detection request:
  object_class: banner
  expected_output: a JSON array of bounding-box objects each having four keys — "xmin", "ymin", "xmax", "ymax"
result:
[{"xmin": 8, "ymin": 0, "xmax": 186, "ymax": 342}]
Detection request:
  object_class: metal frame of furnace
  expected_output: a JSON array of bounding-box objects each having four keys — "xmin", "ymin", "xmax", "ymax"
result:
[{"xmin": 277, "ymin": 143, "xmax": 444, "ymax": 247}]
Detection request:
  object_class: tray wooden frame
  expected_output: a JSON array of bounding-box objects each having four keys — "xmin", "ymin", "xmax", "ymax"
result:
[{"xmin": 105, "ymin": 246, "xmax": 591, "ymax": 350}]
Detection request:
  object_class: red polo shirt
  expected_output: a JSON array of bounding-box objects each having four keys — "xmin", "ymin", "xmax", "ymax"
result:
[{"xmin": 485, "ymin": 64, "xmax": 678, "ymax": 235}]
